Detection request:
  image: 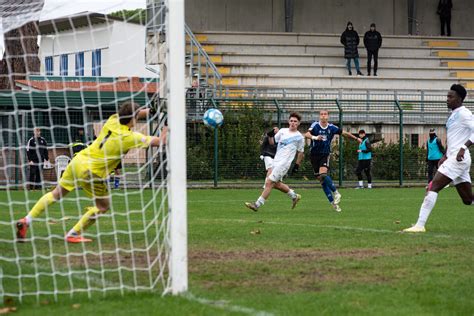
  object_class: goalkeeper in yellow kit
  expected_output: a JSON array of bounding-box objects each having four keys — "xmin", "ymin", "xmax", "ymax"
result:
[{"xmin": 16, "ymin": 101, "xmax": 167, "ymax": 243}]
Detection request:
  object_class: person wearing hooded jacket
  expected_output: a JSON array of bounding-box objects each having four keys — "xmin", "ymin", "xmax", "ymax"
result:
[
  {"xmin": 340, "ymin": 21, "xmax": 363, "ymax": 76},
  {"xmin": 363, "ymin": 23, "xmax": 382, "ymax": 76}
]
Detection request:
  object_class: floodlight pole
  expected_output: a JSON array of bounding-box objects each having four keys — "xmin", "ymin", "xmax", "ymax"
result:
[{"xmin": 167, "ymin": 0, "xmax": 188, "ymax": 294}]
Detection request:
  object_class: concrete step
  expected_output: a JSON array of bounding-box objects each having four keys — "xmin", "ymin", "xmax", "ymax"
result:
[
  {"xmin": 433, "ymin": 50, "xmax": 471, "ymax": 58},
  {"xmin": 216, "ymin": 63, "xmax": 453, "ymax": 78},
  {"xmin": 216, "ymin": 74, "xmax": 472, "ymax": 90},
  {"xmin": 193, "ymin": 42, "xmax": 474, "ymax": 58},
  {"xmin": 195, "ymin": 31, "xmax": 474, "ymax": 48},
  {"xmin": 442, "ymin": 61, "xmax": 474, "ymax": 68},
  {"xmin": 452, "ymin": 71, "xmax": 474, "ymax": 78},
  {"xmin": 424, "ymin": 40, "xmax": 460, "ymax": 47},
  {"xmin": 204, "ymin": 53, "xmax": 445, "ymax": 68}
]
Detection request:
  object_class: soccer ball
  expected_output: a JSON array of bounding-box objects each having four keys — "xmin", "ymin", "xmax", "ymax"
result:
[{"xmin": 203, "ymin": 108, "xmax": 224, "ymax": 128}]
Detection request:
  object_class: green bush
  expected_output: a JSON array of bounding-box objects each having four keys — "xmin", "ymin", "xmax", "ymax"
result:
[{"xmin": 187, "ymin": 106, "xmax": 272, "ymax": 180}]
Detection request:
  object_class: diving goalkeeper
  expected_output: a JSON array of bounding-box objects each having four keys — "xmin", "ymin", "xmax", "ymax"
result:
[{"xmin": 16, "ymin": 101, "xmax": 167, "ymax": 243}]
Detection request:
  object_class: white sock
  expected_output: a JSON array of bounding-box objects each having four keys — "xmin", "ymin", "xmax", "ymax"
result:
[
  {"xmin": 66, "ymin": 229, "xmax": 79, "ymax": 237},
  {"xmin": 415, "ymin": 191, "xmax": 438, "ymax": 227},
  {"xmin": 358, "ymin": 180, "xmax": 363, "ymax": 187},
  {"xmin": 287, "ymin": 189, "xmax": 297, "ymax": 199},
  {"xmin": 255, "ymin": 196, "xmax": 266, "ymax": 207},
  {"xmin": 368, "ymin": 183, "xmax": 372, "ymax": 188},
  {"xmin": 25, "ymin": 215, "xmax": 33, "ymax": 225}
]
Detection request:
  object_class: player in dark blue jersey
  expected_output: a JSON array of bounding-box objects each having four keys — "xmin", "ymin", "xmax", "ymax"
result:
[{"xmin": 305, "ymin": 109, "xmax": 361, "ymax": 212}]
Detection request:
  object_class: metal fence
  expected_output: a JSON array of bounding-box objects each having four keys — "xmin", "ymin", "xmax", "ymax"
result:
[
  {"xmin": 1, "ymin": 92, "xmax": 472, "ymax": 188},
  {"xmin": 186, "ymin": 97, "xmax": 474, "ymax": 188}
]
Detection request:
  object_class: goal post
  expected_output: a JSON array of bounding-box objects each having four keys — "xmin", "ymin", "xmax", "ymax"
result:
[{"xmin": 165, "ymin": 0, "xmax": 188, "ymax": 294}]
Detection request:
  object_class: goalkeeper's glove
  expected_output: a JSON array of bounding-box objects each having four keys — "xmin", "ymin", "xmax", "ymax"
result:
[
  {"xmin": 149, "ymin": 95, "xmax": 160, "ymax": 115},
  {"xmin": 150, "ymin": 104, "xmax": 157, "ymax": 116},
  {"xmin": 291, "ymin": 164, "xmax": 299, "ymax": 175},
  {"xmin": 267, "ymin": 127, "xmax": 277, "ymax": 138}
]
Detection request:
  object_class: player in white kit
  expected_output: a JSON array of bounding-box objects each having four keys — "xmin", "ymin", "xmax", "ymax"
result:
[
  {"xmin": 404, "ymin": 84, "xmax": 474, "ymax": 233},
  {"xmin": 245, "ymin": 113, "xmax": 305, "ymax": 211}
]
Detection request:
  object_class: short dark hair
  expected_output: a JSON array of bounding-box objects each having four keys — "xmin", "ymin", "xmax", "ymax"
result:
[
  {"xmin": 289, "ymin": 112, "xmax": 301, "ymax": 121},
  {"xmin": 358, "ymin": 129, "xmax": 366, "ymax": 134},
  {"xmin": 320, "ymin": 109, "xmax": 329, "ymax": 115},
  {"xmin": 118, "ymin": 101, "xmax": 139, "ymax": 125},
  {"xmin": 450, "ymin": 84, "xmax": 467, "ymax": 101}
]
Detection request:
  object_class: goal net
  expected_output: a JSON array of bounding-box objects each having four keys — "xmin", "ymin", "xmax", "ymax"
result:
[{"xmin": 0, "ymin": 0, "xmax": 187, "ymax": 303}]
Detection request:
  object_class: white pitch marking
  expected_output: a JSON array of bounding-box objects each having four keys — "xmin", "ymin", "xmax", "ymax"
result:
[
  {"xmin": 183, "ymin": 292, "xmax": 275, "ymax": 316},
  {"xmin": 199, "ymin": 218, "xmax": 474, "ymax": 242}
]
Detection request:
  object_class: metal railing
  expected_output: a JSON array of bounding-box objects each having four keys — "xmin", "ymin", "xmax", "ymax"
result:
[
  {"xmin": 185, "ymin": 24, "xmax": 222, "ymax": 94},
  {"xmin": 145, "ymin": 1, "xmax": 222, "ymax": 92},
  {"xmin": 215, "ymin": 87, "xmax": 450, "ymax": 101}
]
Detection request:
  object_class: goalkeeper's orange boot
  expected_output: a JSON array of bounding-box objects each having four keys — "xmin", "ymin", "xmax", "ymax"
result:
[
  {"xmin": 66, "ymin": 235, "xmax": 93, "ymax": 243},
  {"xmin": 16, "ymin": 218, "xmax": 29, "ymax": 242}
]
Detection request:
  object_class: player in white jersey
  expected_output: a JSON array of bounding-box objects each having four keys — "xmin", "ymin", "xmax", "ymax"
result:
[
  {"xmin": 245, "ymin": 113, "xmax": 305, "ymax": 211},
  {"xmin": 404, "ymin": 84, "xmax": 474, "ymax": 233}
]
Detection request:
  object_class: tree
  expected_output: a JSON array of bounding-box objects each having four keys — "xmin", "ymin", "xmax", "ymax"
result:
[
  {"xmin": 0, "ymin": 21, "xmax": 41, "ymax": 90},
  {"xmin": 109, "ymin": 9, "xmax": 146, "ymax": 25}
]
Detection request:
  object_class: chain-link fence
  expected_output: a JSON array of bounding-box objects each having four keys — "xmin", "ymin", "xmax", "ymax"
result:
[
  {"xmin": 1, "ymin": 92, "xmax": 472, "ymax": 188},
  {"xmin": 186, "ymin": 97, "xmax": 474, "ymax": 188}
]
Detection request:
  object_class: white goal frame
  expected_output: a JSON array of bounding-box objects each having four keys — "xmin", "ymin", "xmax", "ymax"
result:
[{"xmin": 165, "ymin": 0, "xmax": 188, "ymax": 295}]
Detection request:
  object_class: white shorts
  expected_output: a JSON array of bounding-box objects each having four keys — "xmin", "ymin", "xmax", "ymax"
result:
[
  {"xmin": 263, "ymin": 156, "xmax": 274, "ymax": 170},
  {"xmin": 268, "ymin": 164, "xmax": 290, "ymax": 182},
  {"xmin": 437, "ymin": 155, "xmax": 471, "ymax": 185}
]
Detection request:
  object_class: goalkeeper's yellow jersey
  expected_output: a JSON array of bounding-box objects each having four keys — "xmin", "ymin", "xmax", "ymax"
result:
[{"xmin": 77, "ymin": 114, "xmax": 152, "ymax": 178}]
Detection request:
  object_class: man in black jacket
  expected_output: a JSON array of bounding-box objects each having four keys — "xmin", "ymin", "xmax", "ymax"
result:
[
  {"xmin": 340, "ymin": 21, "xmax": 363, "ymax": 76},
  {"xmin": 26, "ymin": 128, "xmax": 49, "ymax": 190},
  {"xmin": 363, "ymin": 23, "xmax": 382, "ymax": 76},
  {"xmin": 437, "ymin": 0, "xmax": 452, "ymax": 36}
]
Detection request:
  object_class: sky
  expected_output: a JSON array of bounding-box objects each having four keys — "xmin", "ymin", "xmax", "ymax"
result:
[
  {"xmin": 0, "ymin": 0, "xmax": 146, "ymax": 56},
  {"xmin": 40, "ymin": 0, "xmax": 146, "ymax": 21}
]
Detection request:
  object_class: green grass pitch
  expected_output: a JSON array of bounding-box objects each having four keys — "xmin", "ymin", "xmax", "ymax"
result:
[{"xmin": 1, "ymin": 187, "xmax": 473, "ymax": 315}]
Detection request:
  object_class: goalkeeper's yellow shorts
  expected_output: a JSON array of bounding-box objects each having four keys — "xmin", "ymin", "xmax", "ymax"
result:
[{"xmin": 59, "ymin": 156, "xmax": 109, "ymax": 197}]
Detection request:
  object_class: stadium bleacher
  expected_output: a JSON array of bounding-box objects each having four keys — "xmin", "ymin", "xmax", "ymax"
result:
[{"xmin": 189, "ymin": 31, "xmax": 474, "ymax": 94}]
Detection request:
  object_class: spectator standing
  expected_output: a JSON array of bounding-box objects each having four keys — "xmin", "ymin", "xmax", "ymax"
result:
[
  {"xmin": 26, "ymin": 128, "xmax": 49, "ymax": 190},
  {"xmin": 437, "ymin": 0, "xmax": 453, "ymax": 36},
  {"xmin": 363, "ymin": 23, "xmax": 382, "ymax": 76},
  {"xmin": 71, "ymin": 128, "xmax": 87, "ymax": 157},
  {"xmin": 426, "ymin": 128, "xmax": 445, "ymax": 184},
  {"xmin": 340, "ymin": 21, "xmax": 363, "ymax": 76}
]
